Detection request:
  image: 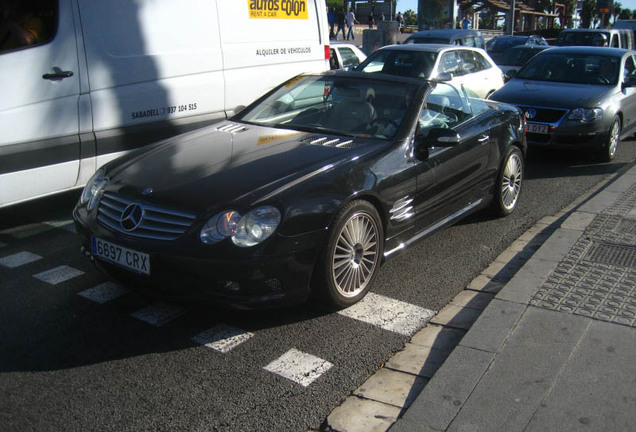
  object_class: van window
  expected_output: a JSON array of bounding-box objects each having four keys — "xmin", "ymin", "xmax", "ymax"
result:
[{"xmin": 0, "ymin": 0, "xmax": 57, "ymax": 54}]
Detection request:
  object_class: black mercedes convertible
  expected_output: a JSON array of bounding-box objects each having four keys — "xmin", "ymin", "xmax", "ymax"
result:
[{"xmin": 73, "ymin": 71, "xmax": 526, "ymax": 310}]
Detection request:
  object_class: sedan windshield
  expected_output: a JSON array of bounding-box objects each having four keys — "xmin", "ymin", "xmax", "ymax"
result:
[
  {"xmin": 356, "ymin": 50, "xmax": 437, "ymax": 79},
  {"xmin": 238, "ymin": 75, "xmax": 420, "ymax": 139},
  {"xmin": 517, "ymin": 53, "xmax": 620, "ymax": 85}
]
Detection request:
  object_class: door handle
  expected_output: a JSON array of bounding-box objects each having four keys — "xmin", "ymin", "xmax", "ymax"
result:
[
  {"xmin": 478, "ymin": 135, "xmax": 489, "ymax": 143},
  {"xmin": 42, "ymin": 70, "xmax": 74, "ymax": 80}
]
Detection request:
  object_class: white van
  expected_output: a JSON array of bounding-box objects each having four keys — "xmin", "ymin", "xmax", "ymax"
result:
[{"xmin": 0, "ymin": 0, "xmax": 330, "ymax": 208}]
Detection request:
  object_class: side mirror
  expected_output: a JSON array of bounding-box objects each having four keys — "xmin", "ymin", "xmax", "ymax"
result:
[
  {"xmin": 414, "ymin": 127, "xmax": 460, "ymax": 160},
  {"xmin": 432, "ymin": 72, "xmax": 453, "ymax": 82}
]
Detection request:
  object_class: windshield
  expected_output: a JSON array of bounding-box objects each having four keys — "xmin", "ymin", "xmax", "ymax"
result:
[
  {"xmin": 517, "ymin": 53, "xmax": 620, "ymax": 85},
  {"xmin": 237, "ymin": 75, "xmax": 420, "ymax": 139},
  {"xmin": 487, "ymin": 37, "xmax": 526, "ymax": 53},
  {"xmin": 557, "ymin": 31, "xmax": 610, "ymax": 46},
  {"xmin": 405, "ymin": 37, "xmax": 451, "ymax": 44},
  {"xmin": 499, "ymin": 47, "xmax": 543, "ymax": 66},
  {"xmin": 356, "ymin": 50, "xmax": 437, "ymax": 79}
]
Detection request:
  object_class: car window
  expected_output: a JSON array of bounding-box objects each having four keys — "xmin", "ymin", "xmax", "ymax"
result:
[
  {"xmin": 339, "ymin": 47, "xmax": 361, "ymax": 68},
  {"xmin": 419, "ymin": 82, "xmax": 471, "ymax": 136},
  {"xmin": 440, "ymin": 51, "xmax": 460, "ymax": 75},
  {"xmin": 464, "ymin": 87, "xmax": 490, "ymax": 116},
  {"xmin": 464, "ymin": 37, "xmax": 475, "ymax": 47},
  {"xmin": 357, "ymin": 50, "xmax": 436, "ymax": 79},
  {"xmin": 0, "ymin": 0, "xmax": 57, "ymax": 54},
  {"xmin": 458, "ymin": 50, "xmax": 490, "ymax": 73},
  {"xmin": 518, "ymin": 53, "xmax": 620, "ymax": 85},
  {"xmin": 458, "ymin": 50, "xmax": 478, "ymax": 74},
  {"xmin": 239, "ymin": 75, "xmax": 420, "ymax": 139},
  {"xmin": 405, "ymin": 37, "xmax": 451, "ymax": 44},
  {"xmin": 329, "ymin": 48, "xmax": 340, "ymax": 70},
  {"xmin": 624, "ymin": 55, "xmax": 636, "ymax": 82},
  {"xmin": 611, "ymin": 34, "xmax": 619, "ymax": 47}
]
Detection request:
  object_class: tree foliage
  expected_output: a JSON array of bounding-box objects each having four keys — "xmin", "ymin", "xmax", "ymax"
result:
[
  {"xmin": 403, "ymin": 9, "xmax": 417, "ymax": 26},
  {"xmin": 580, "ymin": 0, "xmax": 596, "ymax": 28}
]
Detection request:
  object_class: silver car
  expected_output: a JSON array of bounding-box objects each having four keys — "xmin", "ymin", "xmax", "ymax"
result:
[
  {"xmin": 355, "ymin": 44, "xmax": 504, "ymax": 99},
  {"xmin": 490, "ymin": 46, "xmax": 636, "ymax": 161}
]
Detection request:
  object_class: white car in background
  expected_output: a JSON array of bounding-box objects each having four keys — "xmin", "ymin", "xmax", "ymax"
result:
[
  {"xmin": 355, "ymin": 44, "xmax": 504, "ymax": 99},
  {"xmin": 330, "ymin": 43, "xmax": 367, "ymax": 70}
]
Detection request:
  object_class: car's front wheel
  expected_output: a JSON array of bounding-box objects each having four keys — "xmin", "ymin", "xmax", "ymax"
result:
[
  {"xmin": 599, "ymin": 115, "xmax": 620, "ymax": 162},
  {"xmin": 492, "ymin": 146, "xmax": 524, "ymax": 217},
  {"xmin": 312, "ymin": 200, "xmax": 384, "ymax": 310}
]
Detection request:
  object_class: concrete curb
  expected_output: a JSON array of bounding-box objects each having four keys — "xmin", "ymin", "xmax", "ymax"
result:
[{"xmin": 322, "ymin": 168, "xmax": 628, "ymax": 432}]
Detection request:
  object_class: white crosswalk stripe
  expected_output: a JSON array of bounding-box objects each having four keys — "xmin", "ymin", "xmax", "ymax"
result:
[
  {"xmin": 0, "ymin": 251, "xmax": 42, "ymax": 268},
  {"xmin": 78, "ymin": 282, "xmax": 128, "ymax": 304},
  {"xmin": 338, "ymin": 292, "xmax": 436, "ymax": 336},
  {"xmin": 131, "ymin": 302, "xmax": 186, "ymax": 327},
  {"xmin": 264, "ymin": 348, "xmax": 333, "ymax": 387},
  {"xmin": 33, "ymin": 265, "xmax": 84, "ymax": 285},
  {"xmin": 192, "ymin": 324, "xmax": 254, "ymax": 353}
]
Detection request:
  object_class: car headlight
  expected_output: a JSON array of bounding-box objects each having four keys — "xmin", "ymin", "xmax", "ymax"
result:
[
  {"xmin": 200, "ymin": 206, "xmax": 281, "ymax": 247},
  {"xmin": 568, "ymin": 108, "xmax": 603, "ymax": 122},
  {"xmin": 80, "ymin": 169, "xmax": 108, "ymax": 211}
]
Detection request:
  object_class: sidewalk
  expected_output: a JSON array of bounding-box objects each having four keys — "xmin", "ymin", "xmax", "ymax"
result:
[{"xmin": 325, "ymin": 162, "xmax": 636, "ymax": 432}]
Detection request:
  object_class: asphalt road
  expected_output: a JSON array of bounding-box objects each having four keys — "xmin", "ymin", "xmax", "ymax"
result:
[{"xmin": 1, "ymin": 139, "xmax": 635, "ymax": 432}]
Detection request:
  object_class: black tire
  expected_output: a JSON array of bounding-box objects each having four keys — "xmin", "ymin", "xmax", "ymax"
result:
[
  {"xmin": 598, "ymin": 115, "xmax": 620, "ymax": 162},
  {"xmin": 491, "ymin": 146, "xmax": 524, "ymax": 217},
  {"xmin": 312, "ymin": 200, "xmax": 384, "ymax": 310}
]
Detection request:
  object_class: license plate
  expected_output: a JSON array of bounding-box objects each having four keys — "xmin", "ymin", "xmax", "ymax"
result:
[
  {"xmin": 528, "ymin": 123, "xmax": 548, "ymax": 134},
  {"xmin": 92, "ymin": 237, "xmax": 150, "ymax": 275}
]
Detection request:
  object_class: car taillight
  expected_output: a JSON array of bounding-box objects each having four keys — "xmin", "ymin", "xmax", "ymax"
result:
[{"xmin": 324, "ymin": 45, "xmax": 330, "ymax": 60}]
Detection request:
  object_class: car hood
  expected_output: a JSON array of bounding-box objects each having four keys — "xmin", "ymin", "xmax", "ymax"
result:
[
  {"xmin": 105, "ymin": 121, "xmax": 383, "ymax": 214},
  {"xmin": 491, "ymin": 79, "xmax": 615, "ymax": 108}
]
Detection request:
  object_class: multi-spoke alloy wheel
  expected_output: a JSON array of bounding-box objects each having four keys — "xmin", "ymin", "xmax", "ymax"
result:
[
  {"xmin": 313, "ymin": 200, "xmax": 383, "ymax": 309},
  {"xmin": 601, "ymin": 116, "xmax": 621, "ymax": 162},
  {"xmin": 500, "ymin": 151, "xmax": 523, "ymax": 212},
  {"xmin": 331, "ymin": 211, "xmax": 379, "ymax": 298},
  {"xmin": 492, "ymin": 146, "xmax": 524, "ymax": 216}
]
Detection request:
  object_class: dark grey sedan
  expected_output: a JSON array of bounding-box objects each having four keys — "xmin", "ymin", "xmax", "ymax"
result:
[{"xmin": 490, "ymin": 46, "xmax": 636, "ymax": 161}]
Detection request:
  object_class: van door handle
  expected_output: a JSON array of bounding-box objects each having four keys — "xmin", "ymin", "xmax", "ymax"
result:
[{"xmin": 42, "ymin": 70, "xmax": 74, "ymax": 80}]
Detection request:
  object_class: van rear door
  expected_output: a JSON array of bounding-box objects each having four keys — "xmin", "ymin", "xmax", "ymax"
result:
[{"xmin": 0, "ymin": 0, "xmax": 81, "ymax": 207}]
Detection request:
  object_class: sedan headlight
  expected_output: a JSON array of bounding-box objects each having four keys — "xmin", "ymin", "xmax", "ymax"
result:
[
  {"xmin": 80, "ymin": 169, "xmax": 108, "ymax": 211},
  {"xmin": 200, "ymin": 206, "xmax": 281, "ymax": 247},
  {"xmin": 568, "ymin": 108, "xmax": 603, "ymax": 123}
]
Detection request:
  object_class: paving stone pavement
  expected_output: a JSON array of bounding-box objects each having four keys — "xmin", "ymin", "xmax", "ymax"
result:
[{"xmin": 324, "ymin": 164, "xmax": 636, "ymax": 432}]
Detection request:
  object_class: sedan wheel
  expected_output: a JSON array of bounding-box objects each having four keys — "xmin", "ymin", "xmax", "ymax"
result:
[
  {"xmin": 599, "ymin": 116, "xmax": 620, "ymax": 162},
  {"xmin": 313, "ymin": 200, "xmax": 383, "ymax": 309},
  {"xmin": 492, "ymin": 146, "xmax": 523, "ymax": 216}
]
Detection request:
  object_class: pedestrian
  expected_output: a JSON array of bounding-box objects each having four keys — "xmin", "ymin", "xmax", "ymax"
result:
[
  {"xmin": 461, "ymin": 13, "xmax": 472, "ymax": 29},
  {"xmin": 396, "ymin": 12, "xmax": 403, "ymax": 33},
  {"xmin": 379, "ymin": 12, "xmax": 385, "ymax": 22},
  {"xmin": 327, "ymin": 8, "xmax": 335, "ymax": 39},
  {"xmin": 345, "ymin": 9, "xmax": 358, "ymax": 41},
  {"xmin": 334, "ymin": 9, "xmax": 345, "ymax": 40},
  {"xmin": 367, "ymin": 12, "xmax": 375, "ymax": 29}
]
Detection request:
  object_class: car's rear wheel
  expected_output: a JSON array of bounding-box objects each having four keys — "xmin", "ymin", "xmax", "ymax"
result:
[
  {"xmin": 599, "ymin": 115, "xmax": 620, "ymax": 162},
  {"xmin": 492, "ymin": 146, "xmax": 523, "ymax": 217},
  {"xmin": 313, "ymin": 200, "xmax": 383, "ymax": 309}
]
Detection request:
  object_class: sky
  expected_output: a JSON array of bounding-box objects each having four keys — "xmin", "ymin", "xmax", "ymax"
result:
[{"xmin": 395, "ymin": 0, "xmax": 636, "ymax": 14}]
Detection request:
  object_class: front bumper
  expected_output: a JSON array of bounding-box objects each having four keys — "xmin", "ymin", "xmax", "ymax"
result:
[{"xmin": 73, "ymin": 208, "xmax": 323, "ymax": 309}]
